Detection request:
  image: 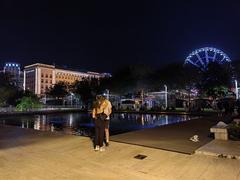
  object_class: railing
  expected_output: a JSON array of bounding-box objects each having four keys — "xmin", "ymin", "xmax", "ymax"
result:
[{"xmin": 0, "ymin": 105, "xmax": 85, "ymax": 113}]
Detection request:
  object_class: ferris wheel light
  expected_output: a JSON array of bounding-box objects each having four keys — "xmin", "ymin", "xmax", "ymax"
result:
[{"xmin": 184, "ymin": 47, "xmax": 231, "ymax": 70}]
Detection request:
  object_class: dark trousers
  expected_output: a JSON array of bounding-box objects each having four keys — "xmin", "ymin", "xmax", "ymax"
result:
[{"xmin": 94, "ymin": 118, "xmax": 105, "ymax": 147}]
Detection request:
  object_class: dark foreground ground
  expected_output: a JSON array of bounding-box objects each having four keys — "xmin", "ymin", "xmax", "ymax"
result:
[
  {"xmin": 0, "ymin": 125, "xmax": 240, "ymax": 180},
  {"xmin": 111, "ymin": 116, "xmax": 219, "ymax": 154}
]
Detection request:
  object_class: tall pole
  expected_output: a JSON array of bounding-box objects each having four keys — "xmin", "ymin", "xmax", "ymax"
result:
[
  {"xmin": 164, "ymin": 85, "xmax": 167, "ymax": 109},
  {"xmin": 23, "ymin": 70, "xmax": 26, "ymax": 91},
  {"xmin": 235, "ymin": 80, "xmax": 238, "ymax": 100},
  {"xmin": 106, "ymin": 89, "xmax": 110, "ymax": 100},
  {"xmin": 44, "ymin": 94, "xmax": 47, "ymax": 104},
  {"xmin": 71, "ymin": 93, "xmax": 73, "ymax": 106}
]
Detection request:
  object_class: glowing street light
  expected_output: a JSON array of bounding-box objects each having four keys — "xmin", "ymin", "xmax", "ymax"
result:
[
  {"xmin": 235, "ymin": 80, "xmax": 239, "ymax": 100},
  {"xmin": 164, "ymin": 85, "xmax": 168, "ymax": 109},
  {"xmin": 105, "ymin": 89, "xmax": 110, "ymax": 100},
  {"xmin": 70, "ymin": 92, "xmax": 74, "ymax": 106}
]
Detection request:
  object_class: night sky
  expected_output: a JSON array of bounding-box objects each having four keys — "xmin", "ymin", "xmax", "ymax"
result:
[{"xmin": 0, "ymin": 0, "xmax": 240, "ymax": 72}]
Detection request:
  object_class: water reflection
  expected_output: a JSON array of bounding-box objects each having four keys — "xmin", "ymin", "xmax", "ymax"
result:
[{"xmin": 0, "ymin": 113, "xmax": 196, "ymax": 136}]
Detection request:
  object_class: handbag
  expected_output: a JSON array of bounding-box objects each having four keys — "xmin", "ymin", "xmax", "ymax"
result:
[{"xmin": 96, "ymin": 112, "xmax": 108, "ymax": 121}]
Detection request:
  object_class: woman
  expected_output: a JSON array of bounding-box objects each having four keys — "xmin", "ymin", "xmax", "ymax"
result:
[{"xmin": 92, "ymin": 95, "xmax": 110, "ymax": 151}]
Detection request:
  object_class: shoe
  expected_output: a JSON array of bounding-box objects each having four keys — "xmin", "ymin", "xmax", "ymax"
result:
[
  {"xmin": 99, "ymin": 147, "xmax": 105, "ymax": 152},
  {"xmin": 105, "ymin": 142, "xmax": 109, "ymax": 147},
  {"xmin": 94, "ymin": 145, "xmax": 100, "ymax": 151}
]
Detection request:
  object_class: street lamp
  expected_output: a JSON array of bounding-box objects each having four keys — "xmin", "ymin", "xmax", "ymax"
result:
[
  {"xmin": 105, "ymin": 89, "xmax": 110, "ymax": 100},
  {"xmin": 235, "ymin": 80, "xmax": 239, "ymax": 100},
  {"xmin": 164, "ymin": 85, "xmax": 168, "ymax": 109},
  {"xmin": 44, "ymin": 94, "xmax": 47, "ymax": 104},
  {"xmin": 70, "ymin": 92, "xmax": 74, "ymax": 106}
]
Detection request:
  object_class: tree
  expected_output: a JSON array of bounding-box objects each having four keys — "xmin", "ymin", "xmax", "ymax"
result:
[
  {"xmin": 0, "ymin": 72, "xmax": 39, "ymax": 106},
  {"xmin": 73, "ymin": 78, "xmax": 102, "ymax": 107},
  {"xmin": 46, "ymin": 81, "xmax": 68, "ymax": 99},
  {"xmin": 104, "ymin": 64, "xmax": 155, "ymax": 94},
  {"xmin": 197, "ymin": 62, "xmax": 232, "ymax": 99},
  {"xmin": 16, "ymin": 96, "xmax": 42, "ymax": 111},
  {"xmin": 0, "ymin": 73, "xmax": 17, "ymax": 106},
  {"xmin": 154, "ymin": 63, "xmax": 201, "ymax": 90}
]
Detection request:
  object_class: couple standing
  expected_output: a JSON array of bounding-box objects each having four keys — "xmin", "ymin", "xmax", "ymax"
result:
[{"xmin": 92, "ymin": 95, "xmax": 112, "ymax": 152}]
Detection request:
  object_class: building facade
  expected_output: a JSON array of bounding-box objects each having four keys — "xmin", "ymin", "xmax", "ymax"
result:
[
  {"xmin": 3, "ymin": 62, "xmax": 23, "ymax": 89},
  {"xmin": 24, "ymin": 63, "xmax": 109, "ymax": 96}
]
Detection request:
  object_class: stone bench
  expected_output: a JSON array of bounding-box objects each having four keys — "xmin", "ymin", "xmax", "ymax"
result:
[{"xmin": 210, "ymin": 125, "xmax": 228, "ymax": 140}]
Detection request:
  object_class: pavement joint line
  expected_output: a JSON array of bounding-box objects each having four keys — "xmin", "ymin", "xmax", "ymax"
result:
[{"xmin": 111, "ymin": 139, "xmax": 194, "ymax": 155}]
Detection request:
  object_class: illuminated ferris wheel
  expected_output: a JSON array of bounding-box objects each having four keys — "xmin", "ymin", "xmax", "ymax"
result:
[{"xmin": 184, "ymin": 47, "xmax": 231, "ymax": 70}]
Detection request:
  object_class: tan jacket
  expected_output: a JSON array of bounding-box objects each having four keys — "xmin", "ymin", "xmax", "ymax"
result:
[{"xmin": 92, "ymin": 99, "xmax": 112, "ymax": 120}]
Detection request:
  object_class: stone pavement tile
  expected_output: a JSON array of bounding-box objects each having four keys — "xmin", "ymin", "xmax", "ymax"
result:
[
  {"xmin": 1, "ymin": 126, "xmax": 240, "ymax": 180},
  {"xmin": 196, "ymin": 140, "xmax": 240, "ymax": 159},
  {"xmin": 111, "ymin": 117, "xmax": 219, "ymax": 154}
]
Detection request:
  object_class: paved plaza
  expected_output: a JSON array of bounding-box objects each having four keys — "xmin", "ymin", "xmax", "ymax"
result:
[
  {"xmin": 111, "ymin": 117, "xmax": 219, "ymax": 154},
  {"xmin": 0, "ymin": 126, "xmax": 240, "ymax": 180}
]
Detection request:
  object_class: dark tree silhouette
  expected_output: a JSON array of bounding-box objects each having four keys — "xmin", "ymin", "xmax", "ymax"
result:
[
  {"xmin": 197, "ymin": 62, "xmax": 232, "ymax": 99},
  {"xmin": 46, "ymin": 81, "xmax": 68, "ymax": 99},
  {"xmin": 73, "ymin": 78, "xmax": 102, "ymax": 108}
]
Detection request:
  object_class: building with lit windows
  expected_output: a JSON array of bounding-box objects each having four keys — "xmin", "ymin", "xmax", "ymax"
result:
[
  {"xmin": 3, "ymin": 62, "xmax": 23, "ymax": 89},
  {"xmin": 24, "ymin": 63, "xmax": 110, "ymax": 96}
]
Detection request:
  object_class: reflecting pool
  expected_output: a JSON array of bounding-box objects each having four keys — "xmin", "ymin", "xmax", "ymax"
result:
[{"xmin": 0, "ymin": 113, "xmax": 198, "ymax": 136}]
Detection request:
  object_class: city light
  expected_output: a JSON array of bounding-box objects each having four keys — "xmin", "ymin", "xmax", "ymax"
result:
[{"xmin": 185, "ymin": 47, "xmax": 231, "ymax": 70}]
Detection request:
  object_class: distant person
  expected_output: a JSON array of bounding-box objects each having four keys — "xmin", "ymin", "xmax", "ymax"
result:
[{"xmin": 92, "ymin": 95, "xmax": 112, "ymax": 151}]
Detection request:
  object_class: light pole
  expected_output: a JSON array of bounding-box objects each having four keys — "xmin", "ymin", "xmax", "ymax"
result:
[
  {"xmin": 164, "ymin": 85, "xmax": 168, "ymax": 109},
  {"xmin": 44, "ymin": 94, "xmax": 47, "ymax": 105},
  {"xmin": 70, "ymin": 92, "xmax": 74, "ymax": 106},
  {"xmin": 106, "ymin": 89, "xmax": 110, "ymax": 100},
  {"xmin": 141, "ymin": 89, "xmax": 144, "ymax": 107},
  {"xmin": 235, "ymin": 80, "xmax": 239, "ymax": 100}
]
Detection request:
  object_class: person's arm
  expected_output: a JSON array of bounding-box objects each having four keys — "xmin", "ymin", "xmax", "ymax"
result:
[
  {"xmin": 108, "ymin": 102, "xmax": 112, "ymax": 115},
  {"xmin": 92, "ymin": 108, "xmax": 96, "ymax": 119},
  {"xmin": 104, "ymin": 101, "xmax": 112, "ymax": 116}
]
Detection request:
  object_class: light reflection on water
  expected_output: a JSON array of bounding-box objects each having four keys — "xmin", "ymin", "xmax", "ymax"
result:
[{"xmin": 0, "ymin": 113, "xmax": 197, "ymax": 136}]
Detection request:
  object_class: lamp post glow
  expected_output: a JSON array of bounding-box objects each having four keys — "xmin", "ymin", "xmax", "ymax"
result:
[
  {"xmin": 44, "ymin": 94, "xmax": 47, "ymax": 104},
  {"xmin": 70, "ymin": 92, "xmax": 74, "ymax": 106},
  {"xmin": 106, "ymin": 89, "xmax": 110, "ymax": 100},
  {"xmin": 164, "ymin": 85, "xmax": 168, "ymax": 109},
  {"xmin": 235, "ymin": 80, "xmax": 239, "ymax": 100}
]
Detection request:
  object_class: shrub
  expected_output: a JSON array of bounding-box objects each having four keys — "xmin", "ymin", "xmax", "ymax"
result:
[
  {"xmin": 228, "ymin": 123, "xmax": 240, "ymax": 140},
  {"xmin": 16, "ymin": 97, "xmax": 42, "ymax": 111}
]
